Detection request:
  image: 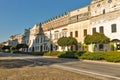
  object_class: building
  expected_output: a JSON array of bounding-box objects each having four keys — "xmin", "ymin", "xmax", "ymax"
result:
[
  {"xmin": 42, "ymin": 13, "xmax": 69, "ymax": 51},
  {"xmin": 22, "ymin": 28, "xmax": 30, "ymax": 52},
  {"xmin": 8, "ymin": 34, "xmax": 23, "ymax": 47},
  {"xmin": 68, "ymin": 6, "xmax": 90, "ymax": 51},
  {"xmin": 89, "ymin": 0, "xmax": 120, "ymax": 51},
  {"xmin": 22, "ymin": 0, "xmax": 120, "ymax": 52}
]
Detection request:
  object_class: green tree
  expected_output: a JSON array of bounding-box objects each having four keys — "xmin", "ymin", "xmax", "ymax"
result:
[
  {"xmin": 10, "ymin": 46, "xmax": 15, "ymax": 53},
  {"xmin": 84, "ymin": 32, "xmax": 110, "ymax": 52},
  {"xmin": 16, "ymin": 44, "xmax": 28, "ymax": 51},
  {"xmin": 57, "ymin": 37, "xmax": 78, "ymax": 51},
  {"xmin": 84, "ymin": 32, "xmax": 110, "ymax": 45},
  {"xmin": 0, "ymin": 44, "xmax": 3, "ymax": 51},
  {"xmin": 2, "ymin": 46, "xmax": 12, "ymax": 52},
  {"xmin": 57, "ymin": 37, "xmax": 69, "ymax": 51},
  {"xmin": 92, "ymin": 32, "xmax": 110, "ymax": 44},
  {"xmin": 84, "ymin": 35, "xmax": 93, "ymax": 45},
  {"xmin": 67, "ymin": 37, "xmax": 78, "ymax": 51},
  {"xmin": 67, "ymin": 37, "xmax": 78, "ymax": 46}
]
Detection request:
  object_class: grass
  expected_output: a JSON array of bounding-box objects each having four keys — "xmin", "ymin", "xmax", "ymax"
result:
[{"xmin": 0, "ymin": 57, "xmax": 100, "ymax": 80}]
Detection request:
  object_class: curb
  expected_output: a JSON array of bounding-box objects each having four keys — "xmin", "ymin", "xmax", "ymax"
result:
[{"xmin": 82, "ymin": 60, "xmax": 120, "ymax": 65}]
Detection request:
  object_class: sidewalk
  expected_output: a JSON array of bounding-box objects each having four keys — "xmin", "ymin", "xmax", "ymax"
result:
[{"xmin": 42, "ymin": 55, "xmax": 120, "ymax": 65}]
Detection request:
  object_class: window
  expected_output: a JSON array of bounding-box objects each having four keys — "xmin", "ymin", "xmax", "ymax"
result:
[
  {"xmin": 99, "ymin": 44, "xmax": 104, "ymax": 51},
  {"xmin": 108, "ymin": 0, "xmax": 112, "ymax": 3},
  {"xmin": 97, "ymin": 4, "xmax": 100, "ymax": 7},
  {"xmin": 41, "ymin": 38, "xmax": 42, "ymax": 43},
  {"xmin": 111, "ymin": 24, "xmax": 117, "ymax": 33},
  {"xmin": 103, "ymin": 9, "xmax": 106, "ymax": 14},
  {"xmin": 54, "ymin": 33, "xmax": 59, "ymax": 39},
  {"xmin": 99, "ymin": 26, "xmax": 104, "ymax": 33},
  {"xmin": 63, "ymin": 32, "xmax": 67, "ymax": 37},
  {"xmin": 62, "ymin": 30, "xmax": 67, "ymax": 37},
  {"xmin": 92, "ymin": 28, "xmax": 96, "ymax": 34},
  {"xmin": 117, "ymin": 44, "xmax": 120, "ymax": 50},
  {"xmin": 35, "ymin": 39, "xmax": 37, "ymax": 43},
  {"xmin": 36, "ymin": 38, "xmax": 39, "ymax": 43},
  {"xmin": 75, "ymin": 31, "xmax": 78, "ymax": 37},
  {"xmin": 84, "ymin": 29, "xmax": 87, "ymax": 36},
  {"xmin": 54, "ymin": 31, "xmax": 59, "ymax": 39},
  {"xmin": 70, "ymin": 32, "xmax": 73, "ymax": 37}
]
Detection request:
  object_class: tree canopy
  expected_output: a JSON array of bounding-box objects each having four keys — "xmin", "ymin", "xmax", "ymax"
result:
[
  {"xmin": 16, "ymin": 44, "xmax": 28, "ymax": 50},
  {"xmin": 67, "ymin": 37, "xmax": 78, "ymax": 46},
  {"xmin": 57, "ymin": 37, "xmax": 69, "ymax": 47},
  {"xmin": 2, "ymin": 46, "xmax": 12, "ymax": 50},
  {"xmin": 57, "ymin": 37, "xmax": 78, "ymax": 50},
  {"xmin": 84, "ymin": 32, "xmax": 110, "ymax": 45},
  {"xmin": 84, "ymin": 35, "xmax": 93, "ymax": 45}
]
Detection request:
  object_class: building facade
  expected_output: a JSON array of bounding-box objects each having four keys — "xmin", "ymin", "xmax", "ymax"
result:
[
  {"xmin": 89, "ymin": 0, "xmax": 120, "ymax": 51},
  {"xmin": 21, "ymin": 0, "xmax": 120, "ymax": 52},
  {"xmin": 8, "ymin": 34, "xmax": 23, "ymax": 47}
]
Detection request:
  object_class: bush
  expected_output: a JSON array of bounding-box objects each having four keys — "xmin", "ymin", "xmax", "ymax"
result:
[
  {"xmin": 58, "ymin": 52, "xmax": 79, "ymax": 59},
  {"xmin": 104, "ymin": 52, "xmax": 120, "ymax": 62},
  {"xmin": 13, "ymin": 51, "xmax": 23, "ymax": 53},
  {"xmin": 44, "ymin": 51, "xmax": 62, "ymax": 56},
  {"xmin": 30, "ymin": 52, "xmax": 44, "ymax": 56},
  {"xmin": 80, "ymin": 51, "xmax": 120, "ymax": 62},
  {"xmin": 80, "ymin": 52, "xmax": 105, "ymax": 60},
  {"xmin": 76, "ymin": 51, "xmax": 85, "ymax": 56}
]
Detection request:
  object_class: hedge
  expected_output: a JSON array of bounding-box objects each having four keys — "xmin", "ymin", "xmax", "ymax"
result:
[
  {"xmin": 58, "ymin": 51, "xmax": 85, "ymax": 59},
  {"xmin": 44, "ymin": 51, "xmax": 62, "ymax": 56},
  {"xmin": 104, "ymin": 52, "xmax": 120, "ymax": 62},
  {"xmin": 80, "ymin": 52, "xmax": 105, "ymax": 60},
  {"xmin": 80, "ymin": 51, "xmax": 120, "ymax": 62}
]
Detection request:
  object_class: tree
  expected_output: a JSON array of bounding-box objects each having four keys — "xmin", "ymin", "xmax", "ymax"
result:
[
  {"xmin": 67, "ymin": 37, "xmax": 78, "ymax": 51},
  {"xmin": 84, "ymin": 32, "xmax": 110, "ymax": 52},
  {"xmin": 10, "ymin": 46, "xmax": 15, "ymax": 53},
  {"xmin": 0, "ymin": 44, "xmax": 3, "ymax": 51},
  {"xmin": 84, "ymin": 35, "xmax": 93, "ymax": 45},
  {"xmin": 2, "ymin": 46, "xmax": 12, "ymax": 52},
  {"xmin": 16, "ymin": 44, "xmax": 28, "ymax": 51},
  {"xmin": 84, "ymin": 32, "xmax": 110, "ymax": 45},
  {"xmin": 92, "ymin": 32, "xmax": 110, "ymax": 44},
  {"xmin": 67, "ymin": 37, "xmax": 78, "ymax": 46},
  {"xmin": 57, "ymin": 37, "xmax": 78, "ymax": 51},
  {"xmin": 57, "ymin": 37, "xmax": 69, "ymax": 51}
]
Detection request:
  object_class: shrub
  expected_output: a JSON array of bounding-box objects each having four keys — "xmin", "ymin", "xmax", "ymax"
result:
[
  {"xmin": 76, "ymin": 51, "xmax": 85, "ymax": 56},
  {"xmin": 30, "ymin": 52, "xmax": 44, "ymax": 56},
  {"xmin": 44, "ymin": 51, "xmax": 62, "ymax": 56},
  {"xmin": 58, "ymin": 51, "xmax": 79, "ymax": 59},
  {"xmin": 80, "ymin": 52, "xmax": 105, "ymax": 60},
  {"xmin": 104, "ymin": 52, "xmax": 120, "ymax": 62},
  {"xmin": 80, "ymin": 51, "xmax": 120, "ymax": 62}
]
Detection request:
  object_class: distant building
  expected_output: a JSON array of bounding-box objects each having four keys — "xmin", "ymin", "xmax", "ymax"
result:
[
  {"xmin": 0, "ymin": 41, "xmax": 9, "ymax": 46},
  {"xmin": 8, "ymin": 34, "xmax": 23, "ymax": 47}
]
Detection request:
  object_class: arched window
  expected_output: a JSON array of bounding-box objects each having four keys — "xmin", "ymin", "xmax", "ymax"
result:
[{"xmin": 103, "ymin": 9, "xmax": 106, "ymax": 14}]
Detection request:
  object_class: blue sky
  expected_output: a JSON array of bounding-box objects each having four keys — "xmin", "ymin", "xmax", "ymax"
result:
[{"xmin": 0, "ymin": 0, "xmax": 92, "ymax": 42}]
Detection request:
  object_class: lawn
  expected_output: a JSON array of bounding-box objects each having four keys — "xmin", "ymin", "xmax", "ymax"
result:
[{"xmin": 0, "ymin": 57, "xmax": 101, "ymax": 80}]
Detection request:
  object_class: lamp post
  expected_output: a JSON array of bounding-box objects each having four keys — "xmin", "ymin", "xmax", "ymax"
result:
[{"xmin": 48, "ymin": 27, "xmax": 53, "ymax": 54}]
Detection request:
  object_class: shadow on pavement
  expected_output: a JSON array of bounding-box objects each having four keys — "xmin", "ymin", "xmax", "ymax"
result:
[
  {"xmin": 0, "ymin": 52, "xmax": 79, "ymax": 69},
  {"xmin": 0, "ymin": 59, "xmax": 43, "ymax": 69}
]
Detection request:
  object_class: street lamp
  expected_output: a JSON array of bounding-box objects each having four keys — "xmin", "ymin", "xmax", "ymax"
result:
[{"xmin": 48, "ymin": 27, "xmax": 53, "ymax": 54}]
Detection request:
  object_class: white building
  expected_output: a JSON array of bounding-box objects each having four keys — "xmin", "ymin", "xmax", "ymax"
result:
[
  {"xmin": 89, "ymin": 0, "xmax": 120, "ymax": 51},
  {"xmin": 22, "ymin": 0, "xmax": 120, "ymax": 52}
]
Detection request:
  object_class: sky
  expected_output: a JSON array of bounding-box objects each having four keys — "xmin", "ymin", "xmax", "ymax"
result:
[{"xmin": 0, "ymin": 0, "xmax": 92, "ymax": 43}]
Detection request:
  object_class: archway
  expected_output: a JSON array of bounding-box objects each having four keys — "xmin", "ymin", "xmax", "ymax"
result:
[{"xmin": 111, "ymin": 39, "xmax": 120, "ymax": 51}]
